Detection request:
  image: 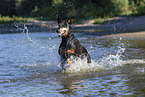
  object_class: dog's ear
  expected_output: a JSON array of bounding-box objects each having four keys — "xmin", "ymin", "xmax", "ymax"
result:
[
  {"xmin": 57, "ymin": 14, "xmax": 61, "ymax": 24},
  {"xmin": 67, "ymin": 17, "xmax": 74, "ymax": 24}
]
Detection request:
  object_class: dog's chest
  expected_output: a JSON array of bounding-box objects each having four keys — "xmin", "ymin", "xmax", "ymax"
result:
[
  {"xmin": 62, "ymin": 38, "xmax": 75, "ymax": 49},
  {"xmin": 61, "ymin": 42, "xmax": 72, "ymax": 50}
]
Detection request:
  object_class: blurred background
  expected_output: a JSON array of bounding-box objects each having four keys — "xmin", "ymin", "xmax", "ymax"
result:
[{"xmin": 0, "ymin": 0, "xmax": 145, "ymax": 19}]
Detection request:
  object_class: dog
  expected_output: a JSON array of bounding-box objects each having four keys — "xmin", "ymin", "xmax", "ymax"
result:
[{"xmin": 56, "ymin": 15, "xmax": 91, "ymax": 68}]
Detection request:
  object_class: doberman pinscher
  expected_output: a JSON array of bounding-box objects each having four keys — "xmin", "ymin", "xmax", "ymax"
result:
[{"xmin": 56, "ymin": 15, "xmax": 91, "ymax": 68}]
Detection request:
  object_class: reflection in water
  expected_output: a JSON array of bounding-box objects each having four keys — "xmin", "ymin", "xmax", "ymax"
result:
[
  {"xmin": 119, "ymin": 63, "xmax": 145, "ymax": 96},
  {"xmin": 57, "ymin": 75, "xmax": 86, "ymax": 96}
]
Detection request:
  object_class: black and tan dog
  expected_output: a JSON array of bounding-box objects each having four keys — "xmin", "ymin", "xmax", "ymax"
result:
[{"xmin": 56, "ymin": 15, "xmax": 91, "ymax": 68}]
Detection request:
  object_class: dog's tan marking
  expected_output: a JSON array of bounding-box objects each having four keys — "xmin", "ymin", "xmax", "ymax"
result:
[
  {"xmin": 67, "ymin": 59, "xmax": 73, "ymax": 64},
  {"xmin": 67, "ymin": 48, "xmax": 75, "ymax": 54},
  {"xmin": 68, "ymin": 18, "xmax": 74, "ymax": 24},
  {"xmin": 62, "ymin": 27, "xmax": 69, "ymax": 37}
]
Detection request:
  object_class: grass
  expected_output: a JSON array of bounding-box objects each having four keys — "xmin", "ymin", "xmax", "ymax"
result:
[
  {"xmin": 93, "ymin": 17, "xmax": 122, "ymax": 24},
  {"xmin": 93, "ymin": 17, "xmax": 110, "ymax": 24},
  {"xmin": 93, "ymin": 18, "xmax": 105, "ymax": 24},
  {"xmin": 0, "ymin": 15, "xmax": 34, "ymax": 23}
]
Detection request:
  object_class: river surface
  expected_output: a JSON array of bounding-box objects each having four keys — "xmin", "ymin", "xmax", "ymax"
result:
[{"xmin": 0, "ymin": 29, "xmax": 145, "ymax": 96}]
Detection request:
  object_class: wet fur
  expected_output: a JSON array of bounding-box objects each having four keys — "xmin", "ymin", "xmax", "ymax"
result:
[{"xmin": 56, "ymin": 15, "xmax": 91, "ymax": 68}]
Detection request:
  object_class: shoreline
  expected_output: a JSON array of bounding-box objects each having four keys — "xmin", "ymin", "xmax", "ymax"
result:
[
  {"xmin": 103, "ymin": 31, "xmax": 145, "ymax": 39},
  {"xmin": 1, "ymin": 16, "xmax": 145, "ymax": 38}
]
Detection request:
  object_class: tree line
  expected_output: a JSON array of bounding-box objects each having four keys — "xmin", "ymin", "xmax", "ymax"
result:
[{"xmin": 0, "ymin": 0, "xmax": 145, "ymax": 19}]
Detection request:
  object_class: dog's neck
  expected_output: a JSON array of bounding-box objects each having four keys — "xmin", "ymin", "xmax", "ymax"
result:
[{"xmin": 61, "ymin": 27, "xmax": 74, "ymax": 45}]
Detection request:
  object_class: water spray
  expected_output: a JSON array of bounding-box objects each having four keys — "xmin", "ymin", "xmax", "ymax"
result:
[{"xmin": 15, "ymin": 24, "xmax": 50, "ymax": 49}]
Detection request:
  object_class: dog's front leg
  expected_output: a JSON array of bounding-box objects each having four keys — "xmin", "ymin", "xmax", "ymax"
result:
[
  {"xmin": 67, "ymin": 59, "xmax": 73, "ymax": 64},
  {"xmin": 66, "ymin": 48, "xmax": 76, "ymax": 64}
]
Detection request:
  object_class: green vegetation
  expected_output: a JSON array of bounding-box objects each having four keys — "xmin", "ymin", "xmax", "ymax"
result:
[
  {"xmin": 0, "ymin": 15, "xmax": 33, "ymax": 23},
  {"xmin": 0, "ymin": 0, "xmax": 145, "ymax": 22},
  {"xmin": 93, "ymin": 17, "xmax": 123, "ymax": 24},
  {"xmin": 93, "ymin": 18, "xmax": 104, "ymax": 24}
]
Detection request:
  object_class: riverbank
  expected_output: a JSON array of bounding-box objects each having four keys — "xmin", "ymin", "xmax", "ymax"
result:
[
  {"xmin": 1, "ymin": 15, "xmax": 145, "ymax": 38},
  {"xmin": 103, "ymin": 31, "xmax": 145, "ymax": 39}
]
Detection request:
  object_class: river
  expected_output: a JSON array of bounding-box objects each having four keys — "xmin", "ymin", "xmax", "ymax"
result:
[{"xmin": 0, "ymin": 29, "xmax": 145, "ymax": 96}]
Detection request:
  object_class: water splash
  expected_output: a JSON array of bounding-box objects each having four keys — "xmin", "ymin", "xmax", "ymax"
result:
[
  {"xmin": 64, "ymin": 38, "xmax": 125, "ymax": 73},
  {"xmin": 122, "ymin": 59, "xmax": 145, "ymax": 64},
  {"xmin": 98, "ymin": 39, "xmax": 125, "ymax": 69},
  {"xmin": 15, "ymin": 24, "xmax": 50, "ymax": 48}
]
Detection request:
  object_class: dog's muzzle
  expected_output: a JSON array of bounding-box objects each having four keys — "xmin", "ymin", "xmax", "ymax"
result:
[{"xmin": 56, "ymin": 28, "xmax": 68, "ymax": 37}]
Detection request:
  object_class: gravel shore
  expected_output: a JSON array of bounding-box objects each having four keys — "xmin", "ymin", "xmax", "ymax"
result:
[{"xmin": 1, "ymin": 15, "xmax": 145, "ymax": 38}]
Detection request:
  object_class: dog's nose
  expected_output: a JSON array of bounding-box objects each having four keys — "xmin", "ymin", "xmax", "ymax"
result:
[{"xmin": 56, "ymin": 29, "xmax": 59, "ymax": 33}]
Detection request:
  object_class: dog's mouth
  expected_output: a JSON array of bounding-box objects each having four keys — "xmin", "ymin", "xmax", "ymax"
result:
[{"xmin": 56, "ymin": 28, "xmax": 68, "ymax": 37}]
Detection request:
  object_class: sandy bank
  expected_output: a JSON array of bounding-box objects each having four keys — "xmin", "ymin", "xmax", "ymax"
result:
[{"xmin": 103, "ymin": 31, "xmax": 145, "ymax": 39}]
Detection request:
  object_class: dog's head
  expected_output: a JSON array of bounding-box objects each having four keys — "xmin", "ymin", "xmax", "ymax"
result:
[{"xmin": 56, "ymin": 15, "xmax": 74, "ymax": 37}]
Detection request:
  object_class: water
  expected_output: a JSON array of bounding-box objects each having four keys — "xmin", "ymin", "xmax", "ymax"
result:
[{"xmin": 0, "ymin": 29, "xmax": 145, "ymax": 96}]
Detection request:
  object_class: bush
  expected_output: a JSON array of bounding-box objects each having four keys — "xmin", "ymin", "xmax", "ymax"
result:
[
  {"xmin": 76, "ymin": 3, "xmax": 97, "ymax": 18},
  {"xmin": 112, "ymin": 0, "xmax": 129, "ymax": 15},
  {"xmin": 2, "ymin": 0, "xmax": 145, "ymax": 20},
  {"xmin": 136, "ymin": 0, "xmax": 145, "ymax": 15}
]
